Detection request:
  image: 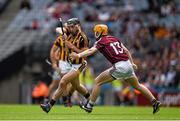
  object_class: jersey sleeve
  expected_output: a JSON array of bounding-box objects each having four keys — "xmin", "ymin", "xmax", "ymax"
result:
[
  {"xmin": 53, "ymin": 36, "xmax": 62, "ymax": 47},
  {"xmin": 94, "ymin": 39, "xmax": 104, "ymax": 50}
]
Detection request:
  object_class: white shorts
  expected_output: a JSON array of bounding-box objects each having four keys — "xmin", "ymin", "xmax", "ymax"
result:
[
  {"xmin": 53, "ymin": 60, "xmax": 86, "ymax": 81},
  {"xmin": 51, "ymin": 60, "xmax": 69, "ymax": 81},
  {"xmin": 52, "ymin": 71, "xmax": 61, "ymax": 81},
  {"xmin": 109, "ymin": 60, "xmax": 135, "ymax": 80},
  {"xmin": 58, "ymin": 60, "xmax": 83, "ymax": 74}
]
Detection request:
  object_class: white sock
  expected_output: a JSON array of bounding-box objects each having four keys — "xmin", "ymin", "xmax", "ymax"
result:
[{"xmin": 87, "ymin": 100, "xmax": 94, "ymax": 108}]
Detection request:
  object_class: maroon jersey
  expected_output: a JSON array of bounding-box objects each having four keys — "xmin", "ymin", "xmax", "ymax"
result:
[{"xmin": 94, "ymin": 36, "xmax": 129, "ymax": 64}]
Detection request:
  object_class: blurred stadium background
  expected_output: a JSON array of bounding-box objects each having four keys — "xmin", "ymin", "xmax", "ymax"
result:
[{"xmin": 0, "ymin": 0, "xmax": 179, "ymax": 108}]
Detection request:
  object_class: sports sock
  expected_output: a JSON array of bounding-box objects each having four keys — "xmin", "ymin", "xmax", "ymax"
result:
[
  {"xmin": 151, "ymin": 99, "xmax": 157, "ymax": 105},
  {"xmin": 49, "ymin": 99, "xmax": 56, "ymax": 107},
  {"xmin": 62, "ymin": 96, "xmax": 67, "ymax": 102},
  {"xmin": 67, "ymin": 95, "xmax": 71, "ymax": 102},
  {"xmin": 84, "ymin": 92, "xmax": 90, "ymax": 99},
  {"xmin": 68, "ymin": 92, "xmax": 72, "ymax": 97},
  {"xmin": 86, "ymin": 100, "xmax": 94, "ymax": 108}
]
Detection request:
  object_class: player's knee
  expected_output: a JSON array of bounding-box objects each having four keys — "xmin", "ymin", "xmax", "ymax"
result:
[{"xmin": 60, "ymin": 80, "xmax": 67, "ymax": 89}]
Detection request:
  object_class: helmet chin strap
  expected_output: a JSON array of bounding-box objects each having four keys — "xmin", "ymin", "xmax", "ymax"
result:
[{"xmin": 96, "ymin": 31, "xmax": 103, "ymax": 41}]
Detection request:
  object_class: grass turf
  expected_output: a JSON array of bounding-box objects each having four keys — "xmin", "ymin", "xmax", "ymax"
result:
[{"xmin": 0, "ymin": 104, "xmax": 179, "ymax": 120}]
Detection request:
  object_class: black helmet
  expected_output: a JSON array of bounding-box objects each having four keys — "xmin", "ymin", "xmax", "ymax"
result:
[{"xmin": 67, "ymin": 18, "xmax": 80, "ymax": 25}]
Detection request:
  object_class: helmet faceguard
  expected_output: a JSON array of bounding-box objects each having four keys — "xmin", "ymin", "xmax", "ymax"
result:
[
  {"xmin": 67, "ymin": 18, "xmax": 80, "ymax": 26},
  {"xmin": 67, "ymin": 18, "xmax": 80, "ymax": 35}
]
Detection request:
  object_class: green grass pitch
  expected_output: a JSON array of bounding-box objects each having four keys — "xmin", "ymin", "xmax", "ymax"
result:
[{"xmin": 0, "ymin": 104, "xmax": 179, "ymax": 120}]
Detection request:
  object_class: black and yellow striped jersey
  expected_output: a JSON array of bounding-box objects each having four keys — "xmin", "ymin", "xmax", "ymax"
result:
[
  {"xmin": 53, "ymin": 34, "xmax": 69, "ymax": 62},
  {"xmin": 53, "ymin": 31, "xmax": 89, "ymax": 64}
]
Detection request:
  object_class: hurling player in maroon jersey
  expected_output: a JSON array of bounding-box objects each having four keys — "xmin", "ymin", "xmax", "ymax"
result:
[{"xmin": 70, "ymin": 24, "xmax": 161, "ymax": 114}]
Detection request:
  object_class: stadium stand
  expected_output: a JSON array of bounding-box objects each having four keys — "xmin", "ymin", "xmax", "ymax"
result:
[{"xmin": 0, "ymin": 0, "xmax": 10, "ymax": 14}]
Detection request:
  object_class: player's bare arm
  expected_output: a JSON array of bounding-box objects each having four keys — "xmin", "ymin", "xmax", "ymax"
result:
[
  {"xmin": 64, "ymin": 41, "xmax": 82, "ymax": 53},
  {"xmin": 70, "ymin": 47, "xmax": 97, "ymax": 60},
  {"xmin": 121, "ymin": 43, "xmax": 137, "ymax": 70},
  {"xmin": 50, "ymin": 45, "xmax": 58, "ymax": 65},
  {"xmin": 50, "ymin": 45, "xmax": 61, "ymax": 73}
]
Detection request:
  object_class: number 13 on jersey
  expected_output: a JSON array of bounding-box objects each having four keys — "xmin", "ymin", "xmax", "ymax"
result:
[{"xmin": 110, "ymin": 42, "xmax": 123, "ymax": 55}]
